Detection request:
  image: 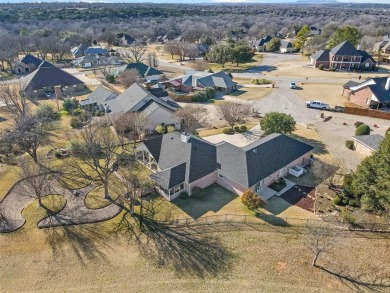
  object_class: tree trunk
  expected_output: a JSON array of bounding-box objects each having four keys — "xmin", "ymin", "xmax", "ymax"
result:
[
  {"xmin": 312, "ymin": 252, "xmax": 320, "ymax": 267},
  {"xmin": 38, "ymin": 196, "xmax": 43, "ymax": 207},
  {"xmin": 104, "ymin": 183, "xmax": 109, "ymax": 199}
]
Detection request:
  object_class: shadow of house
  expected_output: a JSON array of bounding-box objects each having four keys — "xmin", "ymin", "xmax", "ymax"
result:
[
  {"xmin": 172, "ymin": 184, "xmax": 236, "ymax": 219},
  {"xmin": 290, "ymin": 134, "xmax": 328, "ymax": 156}
]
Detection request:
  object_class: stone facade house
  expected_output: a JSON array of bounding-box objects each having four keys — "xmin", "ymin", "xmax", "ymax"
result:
[
  {"xmin": 20, "ymin": 61, "xmax": 85, "ymax": 97},
  {"xmin": 13, "ymin": 55, "xmax": 43, "ymax": 75}
]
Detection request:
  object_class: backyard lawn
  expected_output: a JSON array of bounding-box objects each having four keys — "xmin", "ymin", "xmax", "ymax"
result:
[
  {"xmin": 198, "ymin": 122, "xmax": 258, "ymax": 137},
  {"xmin": 226, "ymin": 86, "xmax": 272, "ymax": 101}
]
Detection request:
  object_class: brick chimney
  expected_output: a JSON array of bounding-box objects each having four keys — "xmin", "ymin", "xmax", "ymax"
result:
[{"xmin": 386, "ymin": 77, "xmax": 390, "ymax": 91}]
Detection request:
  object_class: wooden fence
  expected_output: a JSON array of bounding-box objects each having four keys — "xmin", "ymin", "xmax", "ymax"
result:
[{"xmin": 345, "ymin": 106, "xmax": 390, "ymax": 120}]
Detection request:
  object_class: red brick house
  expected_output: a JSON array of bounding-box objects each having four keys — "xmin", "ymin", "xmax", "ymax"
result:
[
  {"xmin": 343, "ymin": 77, "xmax": 390, "ymax": 109},
  {"xmin": 311, "ymin": 41, "xmax": 376, "ymax": 71}
]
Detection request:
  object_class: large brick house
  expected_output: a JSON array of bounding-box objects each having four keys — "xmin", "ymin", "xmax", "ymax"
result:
[
  {"xmin": 311, "ymin": 41, "xmax": 376, "ymax": 71},
  {"xmin": 343, "ymin": 77, "xmax": 390, "ymax": 109},
  {"xmin": 137, "ymin": 132, "xmax": 313, "ymax": 201}
]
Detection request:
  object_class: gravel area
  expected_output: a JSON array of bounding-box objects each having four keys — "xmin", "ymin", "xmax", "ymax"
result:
[{"xmin": 0, "ymin": 177, "xmax": 122, "ymax": 232}]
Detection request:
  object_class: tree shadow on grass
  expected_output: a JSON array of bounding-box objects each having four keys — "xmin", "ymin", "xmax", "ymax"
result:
[
  {"xmin": 43, "ymin": 213, "xmax": 111, "ymax": 266},
  {"xmin": 114, "ymin": 204, "xmax": 234, "ymax": 279},
  {"xmin": 137, "ymin": 216, "xmax": 234, "ymax": 278},
  {"xmin": 317, "ymin": 265, "xmax": 390, "ymax": 293}
]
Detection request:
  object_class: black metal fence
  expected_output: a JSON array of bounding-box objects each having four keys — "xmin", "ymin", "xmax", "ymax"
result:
[{"xmin": 158, "ymin": 213, "xmax": 390, "ymax": 233}]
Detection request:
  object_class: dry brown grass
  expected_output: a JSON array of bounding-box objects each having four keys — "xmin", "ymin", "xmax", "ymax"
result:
[
  {"xmin": 295, "ymin": 83, "xmax": 348, "ymax": 107},
  {"xmin": 198, "ymin": 122, "xmax": 258, "ymax": 137},
  {"xmin": 227, "ymin": 86, "xmax": 273, "ymax": 101},
  {"xmin": 209, "ymin": 53, "xmax": 263, "ymax": 72}
]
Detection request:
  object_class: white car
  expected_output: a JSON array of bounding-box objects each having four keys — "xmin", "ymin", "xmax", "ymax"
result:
[
  {"xmin": 306, "ymin": 100, "xmax": 330, "ymax": 110},
  {"xmin": 290, "ymin": 82, "xmax": 297, "ymax": 89}
]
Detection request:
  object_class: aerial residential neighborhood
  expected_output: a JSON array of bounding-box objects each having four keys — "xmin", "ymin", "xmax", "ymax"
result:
[{"xmin": 0, "ymin": 1, "xmax": 389, "ymax": 292}]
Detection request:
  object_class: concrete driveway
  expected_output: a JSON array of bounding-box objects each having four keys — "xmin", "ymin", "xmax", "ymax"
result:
[{"xmin": 203, "ymin": 125, "xmax": 263, "ymax": 147}]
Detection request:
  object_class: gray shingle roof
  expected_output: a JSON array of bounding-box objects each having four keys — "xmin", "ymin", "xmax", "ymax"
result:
[
  {"xmin": 367, "ymin": 77, "xmax": 390, "ymax": 103},
  {"xmin": 311, "ymin": 49, "xmax": 330, "ymax": 62},
  {"xmin": 150, "ymin": 163, "xmax": 186, "ymax": 189},
  {"xmin": 281, "ymin": 40, "xmax": 292, "ymax": 48},
  {"xmin": 142, "ymin": 132, "xmax": 217, "ymax": 187},
  {"xmin": 217, "ymin": 133, "xmax": 314, "ymax": 188},
  {"xmin": 84, "ymin": 47, "xmax": 108, "ymax": 55},
  {"xmin": 353, "ymin": 134, "xmax": 384, "ymax": 151},
  {"xmin": 21, "ymin": 62, "xmax": 84, "ymax": 90},
  {"xmin": 197, "ymin": 71, "xmax": 236, "ymax": 89},
  {"xmin": 329, "ymin": 41, "xmax": 362, "ymax": 57},
  {"xmin": 343, "ymin": 80, "xmax": 360, "ymax": 89},
  {"xmin": 20, "ymin": 54, "xmax": 42, "ymax": 67},
  {"xmin": 83, "ymin": 85, "xmax": 118, "ymax": 105}
]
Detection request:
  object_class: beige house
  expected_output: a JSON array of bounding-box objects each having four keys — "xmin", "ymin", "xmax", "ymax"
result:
[
  {"xmin": 137, "ymin": 132, "xmax": 313, "ymax": 201},
  {"xmin": 353, "ymin": 134, "xmax": 384, "ymax": 157}
]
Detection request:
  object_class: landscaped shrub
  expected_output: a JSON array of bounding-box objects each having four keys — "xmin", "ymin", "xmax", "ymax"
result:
[
  {"xmin": 70, "ymin": 117, "xmax": 83, "ymax": 129},
  {"xmin": 36, "ymin": 104, "xmax": 59, "ymax": 123},
  {"xmin": 106, "ymin": 75, "xmax": 115, "ymax": 83},
  {"xmin": 205, "ymin": 87, "xmax": 216, "ymax": 99},
  {"xmin": 355, "ymin": 124, "xmax": 370, "ymax": 136},
  {"xmin": 155, "ymin": 124, "xmax": 166, "ymax": 134},
  {"xmin": 166, "ymin": 125, "xmax": 176, "ymax": 133},
  {"xmin": 333, "ymin": 196, "xmax": 342, "ymax": 205},
  {"xmin": 72, "ymin": 108, "xmax": 82, "ymax": 116},
  {"xmin": 223, "ymin": 128, "xmax": 234, "ymax": 134},
  {"xmin": 242, "ymin": 189, "xmax": 266, "ymax": 210},
  {"xmin": 54, "ymin": 151, "xmax": 62, "ymax": 159},
  {"xmin": 240, "ymin": 125, "xmax": 247, "ymax": 132},
  {"xmin": 354, "ymin": 121, "xmax": 364, "ymax": 128},
  {"xmin": 318, "ymin": 64, "xmax": 324, "ymax": 70},
  {"xmin": 191, "ymin": 91, "xmax": 208, "ymax": 102},
  {"xmin": 258, "ymin": 78, "xmax": 273, "ymax": 85},
  {"xmin": 340, "ymin": 210, "xmax": 357, "ymax": 225},
  {"xmin": 63, "ymin": 98, "xmax": 78, "ymax": 113},
  {"xmin": 345, "ymin": 140, "xmax": 354, "ymax": 150},
  {"xmin": 234, "ymin": 126, "xmax": 240, "ymax": 132}
]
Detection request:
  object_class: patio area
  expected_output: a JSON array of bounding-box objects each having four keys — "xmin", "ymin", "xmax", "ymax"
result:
[
  {"xmin": 203, "ymin": 125, "xmax": 263, "ymax": 147},
  {"xmin": 258, "ymin": 178, "xmax": 296, "ymax": 201}
]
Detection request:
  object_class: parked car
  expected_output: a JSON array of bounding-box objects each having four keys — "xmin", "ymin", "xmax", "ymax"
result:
[
  {"xmin": 333, "ymin": 106, "xmax": 345, "ymax": 113},
  {"xmin": 290, "ymin": 82, "xmax": 297, "ymax": 89},
  {"xmin": 306, "ymin": 100, "xmax": 330, "ymax": 110}
]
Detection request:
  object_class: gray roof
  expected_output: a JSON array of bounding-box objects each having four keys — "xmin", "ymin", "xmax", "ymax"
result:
[
  {"xmin": 358, "ymin": 50, "xmax": 376, "ymax": 64},
  {"xmin": 150, "ymin": 163, "xmax": 186, "ymax": 189},
  {"xmin": 20, "ymin": 54, "xmax": 43, "ymax": 67},
  {"xmin": 216, "ymin": 133, "xmax": 314, "ymax": 188},
  {"xmin": 281, "ymin": 40, "xmax": 292, "ymax": 49},
  {"xmin": 143, "ymin": 132, "xmax": 314, "ymax": 190},
  {"xmin": 343, "ymin": 80, "xmax": 360, "ymax": 89},
  {"xmin": 367, "ymin": 77, "xmax": 390, "ymax": 103},
  {"xmin": 82, "ymin": 85, "xmax": 118, "ymax": 106},
  {"xmin": 197, "ymin": 71, "xmax": 236, "ymax": 89},
  {"xmin": 329, "ymin": 41, "xmax": 362, "ymax": 57},
  {"xmin": 21, "ymin": 61, "xmax": 84, "ymax": 90},
  {"xmin": 142, "ymin": 132, "xmax": 217, "ymax": 188},
  {"xmin": 102, "ymin": 83, "xmax": 180, "ymax": 114},
  {"xmin": 353, "ymin": 134, "xmax": 384, "ymax": 151},
  {"xmin": 311, "ymin": 49, "xmax": 330, "ymax": 62},
  {"xmin": 84, "ymin": 47, "xmax": 108, "ymax": 55}
]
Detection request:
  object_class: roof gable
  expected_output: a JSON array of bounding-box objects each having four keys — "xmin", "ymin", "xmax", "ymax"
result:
[
  {"xmin": 329, "ymin": 41, "xmax": 361, "ymax": 56},
  {"xmin": 20, "ymin": 55, "xmax": 43, "ymax": 67}
]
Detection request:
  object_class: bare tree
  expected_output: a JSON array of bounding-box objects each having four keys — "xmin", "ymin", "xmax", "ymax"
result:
[
  {"xmin": 193, "ymin": 60, "xmax": 209, "ymax": 72},
  {"xmin": 147, "ymin": 51, "xmax": 159, "ymax": 68},
  {"xmin": 118, "ymin": 69, "xmax": 140, "ymax": 88},
  {"xmin": 174, "ymin": 105, "xmax": 205, "ymax": 133},
  {"xmin": 127, "ymin": 41, "xmax": 147, "ymax": 63},
  {"xmin": 112, "ymin": 112, "xmax": 147, "ymax": 149},
  {"xmin": 182, "ymin": 43, "xmax": 199, "ymax": 60},
  {"xmin": 0, "ymin": 34, "xmax": 19, "ymax": 73},
  {"xmin": 303, "ymin": 223, "xmax": 340, "ymax": 267},
  {"xmin": 216, "ymin": 101, "xmax": 251, "ymax": 130},
  {"xmin": 0, "ymin": 114, "xmax": 49, "ymax": 164},
  {"xmin": 16, "ymin": 157, "xmax": 54, "ymax": 207},
  {"xmin": 164, "ymin": 42, "xmax": 181, "ymax": 59},
  {"xmin": 67, "ymin": 124, "xmax": 119, "ymax": 199},
  {"xmin": 0, "ymin": 83, "xmax": 30, "ymax": 117}
]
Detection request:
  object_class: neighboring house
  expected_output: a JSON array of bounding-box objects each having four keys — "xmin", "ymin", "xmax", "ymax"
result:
[
  {"xmin": 113, "ymin": 62, "xmax": 164, "ymax": 81},
  {"xmin": 353, "ymin": 134, "xmax": 384, "ymax": 157},
  {"xmin": 251, "ymin": 36, "xmax": 272, "ymax": 52},
  {"xmin": 20, "ymin": 61, "xmax": 85, "ymax": 97},
  {"xmin": 164, "ymin": 71, "xmax": 237, "ymax": 94},
  {"xmin": 72, "ymin": 55, "xmax": 107, "ymax": 68},
  {"xmin": 310, "ymin": 41, "xmax": 376, "ymax": 71},
  {"xmin": 137, "ymin": 132, "xmax": 313, "ymax": 201},
  {"xmin": 71, "ymin": 45, "xmax": 108, "ymax": 58},
  {"xmin": 280, "ymin": 40, "xmax": 294, "ymax": 53},
  {"xmin": 13, "ymin": 54, "xmax": 43, "ymax": 74},
  {"xmin": 310, "ymin": 26, "xmax": 322, "ymax": 36},
  {"xmin": 80, "ymin": 83, "xmax": 181, "ymax": 132},
  {"xmin": 382, "ymin": 41, "xmax": 390, "ymax": 54},
  {"xmin": 343, "ymin": 77, "xmax": 390, "ymax": 109},
  {"xmin": 118, "ymin": 34, "xmax": 135, "ymax": 46}
]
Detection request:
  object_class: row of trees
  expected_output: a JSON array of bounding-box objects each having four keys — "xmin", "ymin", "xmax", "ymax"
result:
[{"xmin": 207, "ymin": 41, "xmax": 253, "ymax": 68}]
